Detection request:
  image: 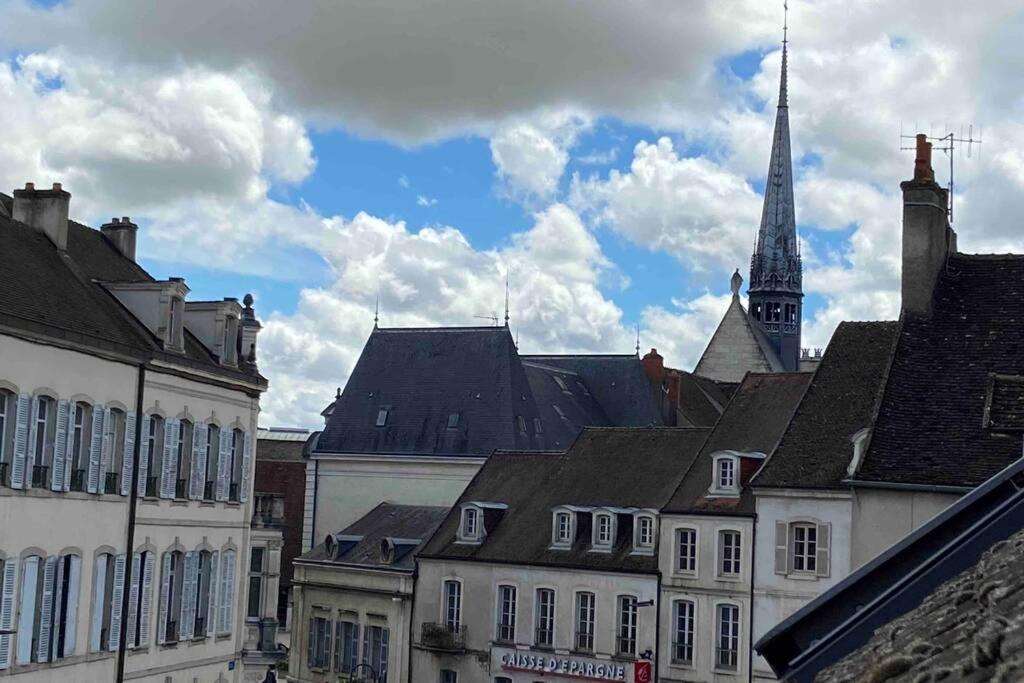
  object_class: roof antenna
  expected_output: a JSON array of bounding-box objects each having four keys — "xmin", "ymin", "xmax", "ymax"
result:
[
  {"xmin": 373, "ymin": 295, "xmax": 380, "ymax": 329},
  {"xmin": 504, "ymin": 269, "xmax": 511, "ymax": 327},
  {"xmin": 635, "ymin": 323, "xmax": 641, "ymax": 356},
  {"xmin": 900, "ymin": 124, "xmax": 982, "ymax": 224}
]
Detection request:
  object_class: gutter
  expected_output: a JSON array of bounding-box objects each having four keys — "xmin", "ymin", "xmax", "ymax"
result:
[{"xmin": 844, "ymin": 479, "xmax": 972, "ymax": 494}]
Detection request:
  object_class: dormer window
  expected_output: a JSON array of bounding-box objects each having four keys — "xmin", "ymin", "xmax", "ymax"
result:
[
  {"xmin": 710, "ymin": 453, "xmax": 741, "ymax": 496},
  {"xmin": 376, "ymin": 407, "xmax": 389, "ymax": 427},
  {"xmin": 551, "ymin": 510, "xmax": 574, "ymax": 548},
  {"xmin": 553, "ymin": 405, "xmax": 567, "ymax": 420},
  {"xmin": 634, "ymin": 514, "xmax": 655, "ymax": 553},
  {"xmin": 447, "ymin": 413, "xmax": 460, "ymax": 429},
  {"xmin": 592, "ymin": 512, "xmax": 614, "ymax": 550},
  {"xmin": 458, "ymin": 504, "xmax": 485, "ymax": 543}
]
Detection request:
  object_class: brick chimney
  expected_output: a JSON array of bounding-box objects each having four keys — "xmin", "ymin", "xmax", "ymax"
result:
[
  {"xmin": 12, "ymin": 182, "xmax": 70, "ymax": 250},
  {"xmin": 641, "ymin": 348, "xmax": 664, "ymax": 383},
  {"xmin": 900, "ymin": 134, "xmax": 956, "ymax": 316},
  {"xmin": 100, "ymin": 216, "xmax": 138, "ymax": 261}
]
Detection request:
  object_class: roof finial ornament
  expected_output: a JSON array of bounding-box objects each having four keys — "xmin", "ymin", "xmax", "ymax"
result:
[
  {"xmin": 731, "ymin": 268, "xmax": 743, "ymax": 297},
  {"xmin": 373, "ymin": 295, "xmax": 379, "ymax": 329},
  {"xmin": 779, "ymin": 0, "xmax": 789, "ymax": 108},
  {"xmin": 504, "ymin": 269, "xmax": 510, "ymax": 327}
]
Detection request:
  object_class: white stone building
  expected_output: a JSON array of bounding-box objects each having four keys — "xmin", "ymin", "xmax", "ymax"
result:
[{"xmin": 0, "ymin": 184, "xmax": 266, "ymax": 682}]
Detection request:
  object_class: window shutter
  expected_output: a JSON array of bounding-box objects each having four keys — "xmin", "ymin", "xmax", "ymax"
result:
[
  {"xmin": 239, "ymin": 430, "xmax": 252, "ymax": 503},
  {"xmin": 15, "ymin": 556, "xmax": 39, "ymax": 665},
  {"xmin": 216, "ymin": 428, "xmax": 232, "ymax": 501},
  {"xmin": 10, "ymin": 394, "xmax": 30, "ymax": 490},
  {"xmin": 108, "ymin": 554, "xmax": 126, "ymax": 652},
  {"xmin": 52, "ymin": 400, "xmax": 71, "ymax": 491},
  {"xmin": 87, "ymin": 406, "xmax": 105, "ymax": 494},
  {"xmin": 99, "ymin": 406, "xmax": 113, "ymax": 486},
  {"xmin": 160, "ymin": 417, "xmax": 178, "ymax": 498},
  {"xmin": 816, "ymin": 523, "xmax": 832, "ymax": 578},
  {"xmin": 25, "ymin": 397, "xmax": 39, "ymax": 490},
  {"xmin": 89, "ymin": 555, "xmax": 107, "ymax": 652},
  {"xmin": 362, "ymin": 622, "xmax": 370, "ymax": 664},
  {"xmin": 138, "ymin": 554, "xmax": 155, "ymax": 647},
  {"xmin": 62, "ymin": 407, "xmax": 75, "ymax": 492},
  {"xmin": 35, "ymin": 556, "xmax": 57, "ymax": 662},
  {"xmin": 125, "ymin": 553, "xmax": 141, "ymax": 648},
  {"xmin": 206, "ymin": 552, "xmax": 218, "ymax": 637},
  {"xmin": 120, "ymin": 413, "xmax": 137, "ymax": 496},
  {"xmin": 774, "ymin": 521, "xmax": 789, "ymax": 575},
  {"xmin": 307, "ymin": 618, "xmax": 315, "ymax": 666},
  {"xmin": 157, "ymin": 553, "xmax": 172, "ymax": 644},
  {"xmin": 218, "ymin": 550, "xmax": 235, "ymax": 634},
  {"xmin": 62, "ymin": 555, "xmax": 81, "ymax": 657},
  {"xmin": 49, "ymin": 556, "xmax": 65, "ymax": 660},
  {"xmin": 179, "ymin": 552, "xmax": 198, "ymax": 641},
  {"xmin": 137, "ymin": 415, "xmax": 151, "ymax": 497},
  {"xmin": 0, "ymin": 560, "xmax": 17, "ymax": 669},
  {"xmin": 189, "ymin": 423, "xmax": 208, "ymax": 500}
]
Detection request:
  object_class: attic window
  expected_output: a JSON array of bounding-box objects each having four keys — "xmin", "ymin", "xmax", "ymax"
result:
[
  {"xmin": 552, "ymin": 510, "xmax": 573, "ymax": 547},
  {"xmin": 634, "ymin": 514, "xmax": 655, "ymax": 552},
  {"xmin": 552, "ymin": 405, "xmax": 567, "ymax": 420},
  {"xmin": 447, "ymin": 413, "xmax": 460, "ymax": 429},
  {"xmin": 375, "ymin": 407, "xmax": 389, "ymax": 427},
  {"xmin": 458, "ymin": 505, "xmax": 483, "ymax": 543},
  {"xmin": 592, "ymin": 512, "xmax": 614, "ymax": 551},
  {"xmin": 718, "ymin": 458, "xmax": 735, "ymax": 489}
]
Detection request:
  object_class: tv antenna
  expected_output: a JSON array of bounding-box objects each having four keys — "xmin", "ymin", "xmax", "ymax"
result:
[
  {"xmin": 474, "ymin": 314, "xmax": 499, "ymax": 326},
  {"xmin": 503, "ymin": 269, "xmax": 510, "ymax": 327},
  {"xmin": 901, "ymin": 124, "xmax": 982, "ymax": 224}
]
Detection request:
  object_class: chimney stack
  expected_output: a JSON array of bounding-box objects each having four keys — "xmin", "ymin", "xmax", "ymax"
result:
[
  {"xmin": 12, "ymin": 182, "xmax": 70, "ymax": 250},
  {"xmin": 100, "ymin": 216, "xmax": 139, "ymax": 261},
  {"xmin": 900, "ymin": 134, "xmax": 956, "ymax": 316},
  {"xmin": 641, "ymin": 348, "xmax": 664, "ymax": 383}
]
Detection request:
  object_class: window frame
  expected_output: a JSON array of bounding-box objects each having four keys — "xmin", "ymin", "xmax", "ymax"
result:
[
  {"xmin": 551, "ymin": 509, "xmax": 574, "ymax": 548},
  {"xmin": 718, "ymin": 529, "xmax": 742, "ymax": 579},
  {"xmin": 442, "ymin": 579, "xmax": 462, "ymax": 631},
  {"xmin": 246, "ymin": 547, "xmax": 265, "ymax": 620},
  {"xmin": 633, "ymin": 513, "xmax": 656, "ymax": 553},
  {"xmin": 790, "ymin": 522, "xmax": 819, "ymax": 575},
  {"xmin": 615, "ymin": 594, "xmax": 638, "ymax": 657},
  {"xmin": 672, "ymin": 599, "xmax": 696, "ymax": 666},
  {"xmin": 494, "ymin": 583, "xmax": 517, "ymax": 644},
  {"xmin": 714, "ymin": 602, "xmax": 740, "ymax": 672},
  {"xmin": 573, "ymin": 591, "xmax": 595, "ymax": 653},
  {"xmin": 534, "ymin": 587, "xmax": 556, "ymax": 649},
  {"xmin": 308, "ymin": 614, "xmax": 331, "ymax": 670},
  {"xmin": 592, "ymin": 511, "xmax": 615, "ymax": 551},
  {"xmin": 712, "ymin": 455, "xmax": 738, "ymax": 494},
  {"xmin": 676, "ymin": 527, "xmax": 699, "ymax": 576},
  {"xmin": 375, "ymin": 407, "xmax": 389, "ymax": 427},
  {"xmin": 458, "ymin": 505, "xmax": 482, "ymax": 543}
]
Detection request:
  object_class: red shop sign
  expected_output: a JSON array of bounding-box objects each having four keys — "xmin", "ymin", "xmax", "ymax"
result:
[{"xmin": 634, "ymin": 661, "xmax": 652, "ymax": 683}]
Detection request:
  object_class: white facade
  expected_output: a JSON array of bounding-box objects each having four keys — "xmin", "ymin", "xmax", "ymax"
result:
[
  {"xmin": 657, "ymin": 514, "xmax": 754, "ymax": 683},
  {"xmin": 850, "ymin": 488, "xmax": 959, "ymax": 569},
  {"xmin": 0, "ymin": 291, "xmax": 264, "ymax": 680},
  {"xmin": 413, "ymin": 559, "xmax": 657, "ymax": 683}
]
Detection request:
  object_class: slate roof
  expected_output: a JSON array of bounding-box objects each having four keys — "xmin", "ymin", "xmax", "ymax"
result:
[
  {"xmin": 753, "ymin": 321, "xmax": 899, "ymax": 489},
  {"xmin": 257, "ymin": 428, "xmax": 312, "ymax": 462},
  {"xmin": 315, "ymin": 329, "xmax": 664, "ymax": 457},
  {"xmin": 694, "ymin": 295, "xmax": 784, "ymax": 383},
  {"xmin": 0, "ymin": 196, "xmax": 265, "ymax": 385},
  {"xmin": 665, "ymin": 372, "xmax": 811, "ymax": 514},
  {"xmin": 985, "ymin": 374, "xmax": 1024, "ymax": 432},
  {"xmin": 418, "ymin": 427, "xmax": 709, "ymax": 573},
  {"xmin": 299, "ymin": 503, "xmax": 448, "ymax": 571},
  {"xmin": 677, "ymin": 371, "xmax": 735, "ymax": 428},
  {"xmin": 858, "ymin": 255, "xmax": 1024, "ymax": 488}
]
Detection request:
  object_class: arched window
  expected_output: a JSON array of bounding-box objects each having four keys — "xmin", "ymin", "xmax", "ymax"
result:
[
  {"xmin": 143, "ymin": 415, "xmax": 163, "ymax": 498},
  {"xmin": 715, "ymin": 603, "xmax": 740, "ymax": 671},
  {"xmin": 672, "ymin": 600, "xmax": 695, "ymax": 665},
  {"xmin": 193, "ymin": 550, "xmax": 215, "ymax": 638},
  {"xmin": 174, "ymin": 420, "xmax": 192, "ymax": 499},
  {"xmin": 104, "ymin": 408, "xmax": 126, "ymax": 494},
  {"xmin": 17, "ymin": 552, "xmax": 81, "ymax": 664}
]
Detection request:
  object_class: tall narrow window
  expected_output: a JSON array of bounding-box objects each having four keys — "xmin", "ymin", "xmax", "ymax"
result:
[
  {"xmin": 616, "ymin": 595, "xmax": 637, "ymax": 656},
  {"xmin": 534, "ymin": 588, "xmax": 554, "ymax": 648},
  {"xmin": 594, "ymin": 513, "xmax": 613, "ymax": 548},
  {"xmin": 229, "ymin": 428, "xmax": 243, "ymax": 501},
  {"xmin": 717, "ymin": 457, "xmax": 735, "ymax": 490},
  {"xmin": 204, "ymin": 425, "xmax": 219, "ymax": 501},
  {"xmin": 443, "ymin": 580, "xmax": 461, "ymax": 631},
  {"xmin": 574, "ymin": 592, "xmax": 595, "ymax": 652},
  {"xmin": 175, "ymin": 420, "xmax": 192, "ymax": 499},
  {"xmin": 495, "ymin": 585, "xmax": 516, "ymax": 643},
  {"xmin": 105, "ymin": 409, "xmax": 125, "ymax": 494},
  {"xmin": 247, "ymin": 548, "xmax": 264, "ymax": 619},
  {"xmin": 334, "ymin": 620, "xmax": 359, "ymax": 674},
  {"xmin": 193, "ymin": 551, "xmax": 211, "ymax": 637},
  {"xmin": 673, "ymin": 600, "xmax": 695, "ymax": 665},
  {"xmin": 160, "ymin": 551, "xmax": 184, "ymax": 643},
  {"xmin": 719, "ymin": 531, "xmax": 741, "ymax": 577},
  {"xmin": 460, "ymin": 507, "xmax": 480, "ymax": 541},
  {"xmin": 308, "ymin": 616, "xmax": 331, "ymax": 669},
  {"xmin": 791, "ymin": 524, "xmax": 818, "ymax": 573},
  {"xmin": 69, "ymin": 403, "xmax": 92, "ymax": 492},
  {"xmin": 553, "ymin": 511, "xmax": 572, "ymax": 545},
  {"xmin": 32, "ymin": 396, "xmax": 53, "ymax": 488},
  {"xmin": 636, "ymin": 515, "xmax": 655, "ymax": 549},
  {"xmin": 144, "ymin": 416, "xmax": 162, "ymax": 497},
  {"xmin": 15, "ymin": 555, "xmax": 41, "ymax": 664},
  {"xmin": 677, "ymin": 528, "xmax": 697, "ymax": 574},
  {"xmin": 363, "ymin": 624, "xmax": 389, "ymax": 682},
  {"xmin": 51, "ymin": 554, "xmax": 82, "ymax": 660},
  {"xmin": 440, "ymin": 670, "xmax": 457, "ymax": 683},
  {"xmin": 716, "ymin": 604, "xmax": 739, "ymax": 671},
  {"xmin": 375, "ymin": 407, "xmax": 389, "ymax": 427},
  {"xmin": 0, "ymin": 390, "xmax": 12, "ymax": 486}
]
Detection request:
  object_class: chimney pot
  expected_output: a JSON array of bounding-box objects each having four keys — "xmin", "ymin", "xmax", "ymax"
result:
[
  {"xmin": 112, "ymin": 217, "xmax": 121, "ymax": 223},
  {"xmin": 52, "ymin": 183, "xmax": 62, "ymax": 191},
  {"xmin": 122, "ymin": 216, "xmax": 130, "ymax": 223},
  {"xmin": 100, "ymin": 215, "xmax": 139, "ymax": 262},
  {"xmin": 914, "ymin": 134, "xmax": 934, "ymax": 182},
  {"xmin": 24, "ymin": 182, "xmax": 34, "ymax": 190}
]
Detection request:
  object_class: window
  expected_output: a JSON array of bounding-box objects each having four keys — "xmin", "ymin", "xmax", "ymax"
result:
[
  {"xmin": 216, "ymin": 549, "xmax": 236, "ymax": 635},
  {"xmin": 574, "ymin": 592, "xmax": 595, "ymax": 652},
  {"xmin": 516, "ymin": 415, "xmax": 527, "ymax": 433},
  {"xmin": 495, "ymin": 585, "xmax": 516, "ymax": 643},
  {"xmin": 375, "ymin": 407, "xmax": 389, "ymax": 427},
  {"xmin": 553, "ymin": 511, "xmax": 572, "ymax": 545},
  {"xmin": 752, "ymin": 301, "xmax": 762, "ymax": 320},
  {"xmin": 31, "ymin": 396, "xmax": 54, "ymax": 488},
  {"xmin": 716, "ymin": 604, "xmax": 739, "ymax": 671},
  {"xmin": 229, "ymin": 428, "xmax": 243, "ymax": 501},
  {"xmin": 460, "ymin": 507, "xmax": 480, "ymax": 541},
  {"xmin": 0, "ymin": 390, "xmax": 12, "ymax": 485},
  {"xmin": 69, "ymin": 403, "xmax": 92, "ymax": 491},
  {"xmin": 719, "ymin": 531, "xmax": 741, "ymax": 577},
  {"xmin": 447, "ymin": 413, "xmax": 459, "ymax": 429},
  {"xmin": 792, "ymin": 523, "xmax": 818, "ymax": 573},
  {"xmin": 440, "ymin": 671, "xmax": 457, "ymax": 683},
  {"xmin": 443, "ymin": 580, "xmax": 462, "ymax": 630},
  {"xmin": 247, "ymin": 548, "xmax": 264, "ymax": 619},
  {"xmin": 616, "ymin": 595, "xmax": 637, "ymax": 656},
  {"xmin": 535, "ymin": 588, "xmax": 554, "ymax": 648},
  {"xmin": 677, "ymin": 528, "xmax": 697, "ymax": 574},
  {"xmin": 672, "ymin": 600, "xmax": 695, "ymax": 665},
  {"xmin": 193, "ymin": 551, "xmax": 213, "ymax": 638},
  {"xmin": 159, "ymin": 551, "xmax": 184, "ymax": 643},
  {"xmin": 89, "ymin": 553, "xmax": 115, "ymax": 652},
  {"xmin": 593, "ymin": 513, "xmax": 613, "ymax": 548},
  {"xmin": 308, "ymin": 616, "xmax": 331, "ymax": 669},
  {"xmin": 785, "ymin": 302, "xmax": 798, "ymax": 324},
  {"xmin": 716, "ymin": 457, "xmax": 736, "ymax": 490},
  {"xmin": 125, "ymin": 551, "xmax": 155, "ymax": 649},
  {"xmin": 204, "ymin": 424, "xmax": 219, "ymax": 500},
  {"xmin": 766, "ymin": 301, "xmax": 782, "ymax": 322},
  {"xmin": 104, "ymin": 408, "xmax": 125, "ymax": 494},
  {"xmin": 334, "ymin": 620, "xmax": 359, "ymax": 674},
  {"xmin": 175, "ymin": 420, "xmax": 192, "ymax": 499},
  {"xmin": 362, "ymin": 624, "xmax": 389, "ymax": 681},
  {"xmin": 552, "ymin": 405, "xmax": 567, "ymax": 420},
  {"xmin": 17, "ymin": 553, "xmax": 81, "ymax": 664},
  {"xmin": 635, "ymin": 515, "xmax": 655, "ymax": 550},
  {"xmin": 222, "ymin": 316, "xmax": 238, "ymax": 365},
  {"xmin": 144, "ymin": 415, "xmax": 163, "ymax": 498}
]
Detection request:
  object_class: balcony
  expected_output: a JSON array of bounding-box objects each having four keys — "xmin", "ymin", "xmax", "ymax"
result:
[
  {"xmin": 252, "ymin": 492, "xmax": 286, "ymax": 529},
  {"xmin": 104, "ymin": 471, "xmax": 119, "ymax": 494},
  {"xmin": 203, "ymin": 480, "xmax": 215, "ymax": 501},
  {"xmin": 175, "ymin": 478, "xmax": 187, "ymax": 499},
  {"xmin": 229, "ymin": 482, "xmax": 239, "ymax": 502},
  {"xmin": 420, "ymin": 623, "xmax": 466, "ymax": 652},
  {"xmin": 31, "ymin": 465, "xmax": 49, "ymax": 488},
  {"xmin": 70, "ymin": 468, "xmax": 85, "ymax": 492}
]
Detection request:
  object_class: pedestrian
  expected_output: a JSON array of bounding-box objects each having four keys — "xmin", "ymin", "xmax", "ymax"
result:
[{"xmin": 262, "ymin": 665, "xmax": 277, "ymax": 683}]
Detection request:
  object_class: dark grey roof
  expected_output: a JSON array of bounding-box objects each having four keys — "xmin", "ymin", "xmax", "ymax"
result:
[
  {"xmin": 418, "ymin": 427, "xmax": 709, "ymax": 573},
  {"xmin": 985, "ymin": 374, "xmax": 1024, "ymax": 432},
  {"xmin": 315, "ymin": 329, "xmax": 663, "ymax": 457},
  {"xmin": 756, "ymin": 458, "xmax": 1024, "ymax": 683},
  {"xmin": 753, "ymin": 321, "xmax": 898, "ymax": 489},
  {"xmin": 0, "ymin": 197, "xmax": 265, "ymax": 386},
  {"xmin": 858, "ymin": 255, "xmax": 1024, "ymax": 488},
  {"xmin": 665, "ymin": 372, "xmax": 811, "ymax": 514},
  {"xmin": 299, "ymin": 503, "xmax": 448, "ymax": 571},
  {"xmin": 677, "ymin": 371, "xmax": 734, "ymax": 428}
]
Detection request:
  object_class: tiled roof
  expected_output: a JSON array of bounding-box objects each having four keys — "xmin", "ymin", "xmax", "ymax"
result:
[
  {"xmin": 299, "ymin": 503, "xmax": 448, "ymax": 571},
  {"xmin": 753, "ymin": 321, "xmax": 898, "ymax": 489},
  {"xmin": 418, "ymin": 427, "xmax": 709, "ymax": 572},
  {"xmin": 858, "ymin": 255, "xmax": 1024, "ymax": 488},
  {"xmin": 315, "ymin": 329, "xmax": 663, "ymax": 457},
  {"xmin": 665, "ymin": 372, "xmax": 811, "ymax": 513},
  {"xmin": 677, "ymin": 371, "xmax": 734, "ymax": 428}
]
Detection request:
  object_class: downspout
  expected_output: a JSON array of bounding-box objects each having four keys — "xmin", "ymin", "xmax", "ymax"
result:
[
  {"xmin": 116, "ymin": 363, "xmax": 146, "ymax": 683},
  {"xmin": 407, "ymin": 561, "xmax": 419, "ymax": 683},
  {"xmin": 748, "ymin": 515, "xmax": 756, "ymax": 683},
  {"xmin": 654, "ymin": 570, "xmax": 662, "ymax": 683}
]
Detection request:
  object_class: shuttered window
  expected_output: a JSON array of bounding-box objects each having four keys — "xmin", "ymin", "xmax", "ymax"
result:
[
  {"xmin": 144, "ymin": 416, "xmax": 162, "ymax": 498},
  {"xmin": 308, "ymin": 616, "xmax": 331, "ymax": 669},
  {"xmin": 69, "ymin": 403, "xmax": 91, "ymax": 491},
  {"xmin": 229, "ymin": 428, "xmax": 243, "ymax": 502},
  {"xmin": 204, "ymin": 425, "xmax": 219, "ymax": 500},
  {"xmin": 14, "ymin": 553, "xmax": 79, "ymax": 664},
  {"xmin": 157, "ymin": 551, "xmax": 184, "ymax": 643},
  {"xmin": 363, "ymin": 624, "xmax": 389, "ymax": 681},
  {"xmin": 0, "ymin": 558, "xmax": 16, "ymax": 669},
  {"xmin": 217, "ymin": 550, "xmax": 236, "ymax": 635},
  {"xmin": 0, "ymin": 391, "xmax": 11, "ymax": 487},
  {"xmin": 30, "ymin": 396, "xmax": 55, "ymax": 488},
  {"xmin": 334, "ymin": 620, "xmax": 359, "ymax": 673},
  {"xmin": 192, "ymin": 550, "xmax": 213, "ymax": 637},
  {"xmin": 175, "ymin": 421, "xmax": 192, "ymax": 499},
  {"xmin": 104, "ymin": 409, "xmax": 125, "ymax": 495}
]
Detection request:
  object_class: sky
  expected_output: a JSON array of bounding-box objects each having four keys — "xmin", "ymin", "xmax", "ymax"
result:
[{"xmin": 2, "ymin": 0, "xmax": 1024, "ymax": 427}]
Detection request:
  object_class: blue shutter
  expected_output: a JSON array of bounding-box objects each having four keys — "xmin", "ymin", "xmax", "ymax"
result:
[
  {"xmin": 10, "ymin": 394, "xmax": 30, "ymax": 490},
  {"xmin": 87, "ymin": 407, "xmax": 105, "ymax": 494},
  {"xmin": 51, "ymin": 400, "xmax": 70, "ymax": 491},
  {"xmin": 120, "ymin": 413, "xmax": 136, "ymax": 496},
  {"xmin": 189, "ymin": 423, "xmax": 208, "ymax": 499}
]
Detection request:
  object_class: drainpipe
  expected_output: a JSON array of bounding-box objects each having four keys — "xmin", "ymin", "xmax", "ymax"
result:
[
  {"xmin": 116, "ymin": 364, "xmax": 146, "ymax": 683},
  {"xmin": 748, "ymin": 516, "xmax": 756, "ymax": 683},
  {"xmin": 654, "ymin": 570, "xmax": 662, "ymax": 682}
]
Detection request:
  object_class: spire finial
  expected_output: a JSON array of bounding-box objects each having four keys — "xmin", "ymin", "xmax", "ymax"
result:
[
  {"xmin": 635, "ymin": 323, "xmax": 640, "ymax": 356},
  {"xmin": 504, "ymin": 270, "xmax": 510, "ymax": 327},
  {"xmin": 731, "ymin": 268, "xmax": 743, "ymax": 297},
  {"xmin": 373, "ymin": 295, "xmax": 379, "ymax": 328},
  {"xmin": 779, "ymin": 1, "xmax": 789, "ymax": 108}
]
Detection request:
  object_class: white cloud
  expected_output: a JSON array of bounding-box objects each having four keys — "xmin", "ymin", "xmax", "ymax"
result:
[
  {"xmin": 490, "ymin": 110, "xmax": 590, "ymax": 201},
  {"xmin": 415, "ymin": 195, "xmax": 438, "ymax": 207}
]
